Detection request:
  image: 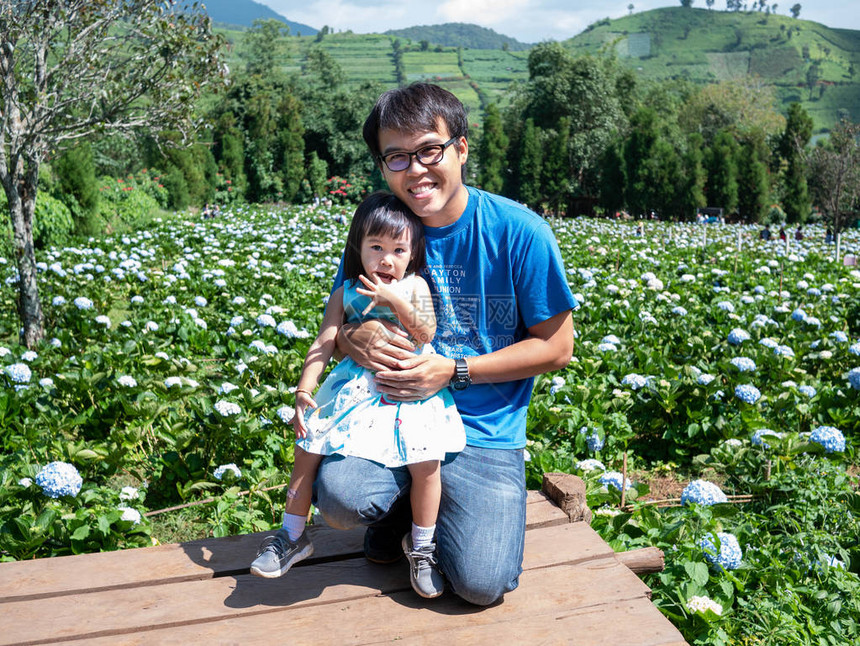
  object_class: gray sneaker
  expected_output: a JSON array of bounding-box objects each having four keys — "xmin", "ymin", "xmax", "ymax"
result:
[
  {"xmin": 401, "ymin": 534, "xmax": 445, "ymax": 598},
  {"xmin": 250, "ymin": 529, "xmax": 314, "ymax": 578}
]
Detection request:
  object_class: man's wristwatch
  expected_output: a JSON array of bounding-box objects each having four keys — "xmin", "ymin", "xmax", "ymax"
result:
[{"xmin": 449, "ymin": 358, "xmax": 471, "ymax": 391}]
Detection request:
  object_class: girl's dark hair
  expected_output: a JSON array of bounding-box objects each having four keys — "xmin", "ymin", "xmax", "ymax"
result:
[
  {"xmin": 362, "ymin": 82, "xmax": 469, "ymax": 160},
  {"xmin": 342, "ymin": 191, "xmax": 426, "ymax": 283}
]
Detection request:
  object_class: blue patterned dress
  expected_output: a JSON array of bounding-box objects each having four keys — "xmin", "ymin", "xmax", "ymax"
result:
[{"xmin": 297, "ymin": 275, "xmax": 465, "ymax": 467}]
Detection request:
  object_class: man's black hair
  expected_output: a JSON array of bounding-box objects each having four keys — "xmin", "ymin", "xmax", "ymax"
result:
[
  {"xmin": 362, "ymin": 82, "xmax": 469, "ymax": 161},
  {"xmin": 342, "ymin": 191, "xmax": 426, "ymax": 283}
]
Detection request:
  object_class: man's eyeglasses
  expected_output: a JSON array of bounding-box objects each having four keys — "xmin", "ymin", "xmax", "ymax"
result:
[{"xmin": 378, "ymin": 137, "xmax": 459, "ymax": 172}]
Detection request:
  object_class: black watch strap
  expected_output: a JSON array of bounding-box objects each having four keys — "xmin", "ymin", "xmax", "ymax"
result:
[{"xmin": 450, "ymin": 358, "xmax": 471, "ymax": 390}]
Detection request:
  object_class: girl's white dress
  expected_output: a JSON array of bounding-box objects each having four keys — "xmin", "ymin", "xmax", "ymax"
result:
[{"xmin": 297, "ymin": 275, "xmax": 466, "ymax": 467}]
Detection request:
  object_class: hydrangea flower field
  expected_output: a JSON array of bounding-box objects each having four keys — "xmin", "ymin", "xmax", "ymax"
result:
[{"xmin": 1, "ymin": 205, "xmax": 859, "ymax": 644}]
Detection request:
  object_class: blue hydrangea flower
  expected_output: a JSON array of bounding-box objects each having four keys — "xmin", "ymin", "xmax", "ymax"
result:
[
  {"xmin": 580, "ymin": 426, "xmax": 604, "ymax": 452},
  {"xmin": 621, "ymin": 373, "xmax": 648, "ymax": 390},
  {"xmin": 735, "ymin": 384, "xmax": 761, "ymax": 404},
  {"xmin": 774, "ymin": 344, "xmax": 795, "ymax": 358},
  {"xmin": 730, "ymin": 357, "xmax": 756, "ymax": 372},
  {"xmin": 601, "ymin": 334, "xmax": 621, "ymax": 345},
  {"xmin": 830, "ymin": 331, "xmax": 849, "ymax": 344},
  {"xmin": 681, "ymin": 480, "xmax": 728, "ymax": 506},
  {"xmin": 577, "ymin": 459, "xmax": 606, "ymax": 472},
  {"xmin": 716, "ymin": 301, "xmax": 735, "ymax": 313},
  {"xmin": 727, "ymin": 328, "xmax": 750, "ymax": 345},
  {"xmin": 118, "ymin": 505, "xmax": 142, "ymax": 525},
  {"xmin": 849, "ymin": 368, "xmax": 860, "ymax": 390},
  {"xmin": 790, "ymin": 308, "xmax": 807, "ymax": 322},
  {"xmin": 699, "ymin": 532, "xmax": 743, "ymax": 571},
  {"xmin": 599, "ymin": 470, "xmax": 633, "ymax": 491},
  {"xmin": 214, "ymin": 400, "xmax": 241, "ymax": 417},
  {"xmin": 597, "ymin": 342, "xmax": 617, "ymax": 352},
  {"xmin": 797, "ymin": 385, "xmax": 816, "ymax": 397},
  {"xmin": 810, "ymin": 426, "xmax": 846, "ymax": 453},
  {"xmin": 672, "ymin": 306, "xmax": 688, "ymax": 316},
  {"xmin": 73, "ymin": 296, "xmax": 94, "ymax": 310},
  {"xmin": 277, "ymin": 320, "xmax": 311, "ymax": 338},
  {"xmin": 697, "ymin": 373, "xmax": 716, "ymax": 386},
  {"xmin": 277, "ymin": 405, "xmax": 295, "ymax": 424},
  {"xmin": 213, "ymin": 463, "xmax": 242, "ymax": 480},
  {"xmin": 849, "ymin": 343, "xmax": 860, "ymax": 356},
  {"xmin": 35, "ymin": 461, "xmax": 83, "ymax": 498},
  {"xmin": 256, "ymin": 313, "xmax": 277, "ymax": 328},
  {"xmin": 805, "ymin": 316, "xmax": 822, "ymax": 328},
  {"xmin": 751, "ymin": 428, "xmax": 782, "ymax": 448},
  {"xmin": 5, "ymin": 363, "xmax": 32, "ymax": 384},
  {"xmin": 550, "ymin": 376, "xmax": 565, "ymax": 395},
  {"xmin": 758, "ymin": 337, "xmax": 778, "ymax": 349}
]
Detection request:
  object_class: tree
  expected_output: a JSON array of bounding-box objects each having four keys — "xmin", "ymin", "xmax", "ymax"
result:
[
  {"xmin": 599, "ymin": 139, "xmax": 626, "ymax": 216},
  {"xmin": 679, "ymin": 133, "xmax": 707, "ymax": 218},
  {"xmin": 517, "ymin": 119, "xmax": 542, "ymax": 208},
  {"xmin": 628, "ymin": 4, "xmax": 635, "ymax": 14},
  {"xmin": 53, "ymin": 142, "xmax": 100, "ymax": 233},
  {"xmin": 780, "ymin": 102, "xmax": 813, "ymax": 223},
  {"xmin": 541, "ymin": 117, "xmax": 572, "ymax": 214},
  {"xmin": 680, "ymin": 0, "xmax": 693, "ymax": 7},
  {"xmin": 706, "ymin": 0, "xmax": 715, "ymax": 8},
  {"xmin": 705, "ymin": 130, "xmax": 739, "ymax": 214},
  {"xmin": 736, "ymin": 134, "xmax": 770, "ymax": 222},
  {"xmin": 515, "ymin": 44, "xmax": 628, "ymax": 199},
  {"xmin": 0, "ymin": 0, "xmax": 224, "ymax": 347},
  {"xmin": 477, "ymin": 104, "xmax": 508, "ymax": 195},
  {"xmin": 806, "ymin": 62, "xmax": 821, "ymax": 100},
  {"xmin": 790, "ymin": 3, "xmax": 801, "ymax": 18},
  {"xmin": 807, "ymin": 119, "xmax": 860, "ymax": 250},
  {"xmin": 242, "ymin": 19, "xmax": 289, "ymax": 76}
]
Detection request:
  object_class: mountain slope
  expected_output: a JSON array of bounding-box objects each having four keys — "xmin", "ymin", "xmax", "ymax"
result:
[
  {"xmin": 564, "ymin": 7, "xmax": 860, "ymax": 130},
  {"xmin": 201, "ymin": 0, "xmax": 317, "ymax": 34},
  {"xmin": 384, "ymin": 22, "xmax": 530, "ymax": 51}
]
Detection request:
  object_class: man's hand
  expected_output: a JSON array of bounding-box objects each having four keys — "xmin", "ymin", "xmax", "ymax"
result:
[
  {"xmin": 337, "ymin": 319, "xmax": 416, "ymax": 372},
  {"xmin": 374, "ymin": 353, "xmax": 455, "ymax": 401}
]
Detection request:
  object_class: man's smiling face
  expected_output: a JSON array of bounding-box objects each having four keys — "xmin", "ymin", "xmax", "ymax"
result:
[{"xmin": 378, "ymin": 121, "xmax": 469, "ymax": 228}]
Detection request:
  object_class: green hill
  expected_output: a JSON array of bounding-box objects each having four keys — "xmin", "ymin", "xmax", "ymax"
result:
[
  {"xmin": 384, "ymin": 23, "xmax": 531, "ymax": 51},
  {"xmin": 565, "ymin": 7, "xmax": 860, "ymax": 131},
  {"xmin": 216, "ymin": 8, "xmax": 860, "ymax": 132}
]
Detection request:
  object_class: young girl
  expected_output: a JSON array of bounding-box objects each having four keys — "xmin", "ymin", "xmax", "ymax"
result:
[{"xmin": 250, "ymin": 191, "xmax": 465, "ymax": 599}]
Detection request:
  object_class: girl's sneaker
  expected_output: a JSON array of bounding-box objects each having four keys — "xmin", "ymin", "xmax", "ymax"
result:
[
  {"xmin": 250, "ymin": 529, "xmax": 314, "ymax": 578},
  {"xmin": 401, "ymin": 534, "xmax": 445, "ymax": 598}
]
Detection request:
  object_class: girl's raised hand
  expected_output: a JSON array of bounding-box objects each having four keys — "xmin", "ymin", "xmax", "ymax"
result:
[
  {"xmin": 292, "ymin": 389, "xmax": 318, "ymax": 439},
  {"xmin": 356, "ymin": 273, "xmax": 396, "ymax": 316}
]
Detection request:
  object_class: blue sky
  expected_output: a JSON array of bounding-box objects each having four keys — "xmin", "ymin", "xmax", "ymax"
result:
[{"xmin": 262, "ymin": 0, "xmax": 858, "ymax": 43}]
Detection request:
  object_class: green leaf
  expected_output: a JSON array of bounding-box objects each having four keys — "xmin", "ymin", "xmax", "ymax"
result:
[
  {"xmin": 684, "ymin": 560, "xmax": 710, "ymax": 587},
  {"xmin": 71, "ymin": 525, "xmax": 90, "ymax": 540}
]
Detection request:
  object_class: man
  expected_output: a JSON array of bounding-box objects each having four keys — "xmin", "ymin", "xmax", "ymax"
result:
[{"xmin": 319, "ymin": 83, "xmax": 576, "ymax": 605}]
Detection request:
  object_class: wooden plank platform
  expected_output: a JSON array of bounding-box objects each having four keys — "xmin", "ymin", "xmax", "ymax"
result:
[{"xmin": 0, "ymin": 478, "xmax": 687, "ymax": 646}]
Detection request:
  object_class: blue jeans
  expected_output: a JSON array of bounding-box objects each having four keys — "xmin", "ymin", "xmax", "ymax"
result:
[{"xmin": 314, "ymin": 444, "xmax": 526, "ymax": 606}]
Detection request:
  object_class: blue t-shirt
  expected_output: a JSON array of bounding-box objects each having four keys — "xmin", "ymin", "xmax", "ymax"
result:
[{"xmin": 333, "ymin": 187, "xmax": 577, "ymax": 449}]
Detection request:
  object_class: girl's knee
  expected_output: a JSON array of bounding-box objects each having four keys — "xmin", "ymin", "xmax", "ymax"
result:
[{"xmin": 407, "ymin": 460, "xmax": 440, "ymax": 480}]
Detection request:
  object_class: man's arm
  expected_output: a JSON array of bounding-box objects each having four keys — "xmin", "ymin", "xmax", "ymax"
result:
[
  {"xmin": 372, "ymin": 310, "xmax": 574, "ymax": 401},
  {"xmin": 335, "ymin": 320, "xmax": 415, "ymax": 372}
]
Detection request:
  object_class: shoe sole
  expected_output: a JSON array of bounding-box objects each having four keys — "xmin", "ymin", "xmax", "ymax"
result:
[
  {"xmin": 401, "ymin": 535, "xmax": 444, "ymax": 599},
  {"xmin": 249, "ymin": 542, "xmax": 314, "ymax": 579}
]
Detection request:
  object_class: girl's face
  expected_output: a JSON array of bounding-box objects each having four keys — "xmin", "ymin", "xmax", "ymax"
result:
[{"xmin": 359, "ymin": 229, "xmax": 413, "ymax": 284}]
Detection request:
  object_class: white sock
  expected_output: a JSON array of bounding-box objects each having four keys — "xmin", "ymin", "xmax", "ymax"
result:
[
  {"xmin": 411, "ymin": 523, "xmax": 436, "ymax": 550},
  {"xmin": 282, "ymin": 511, "xmax": 307, "ymax": 542}
]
